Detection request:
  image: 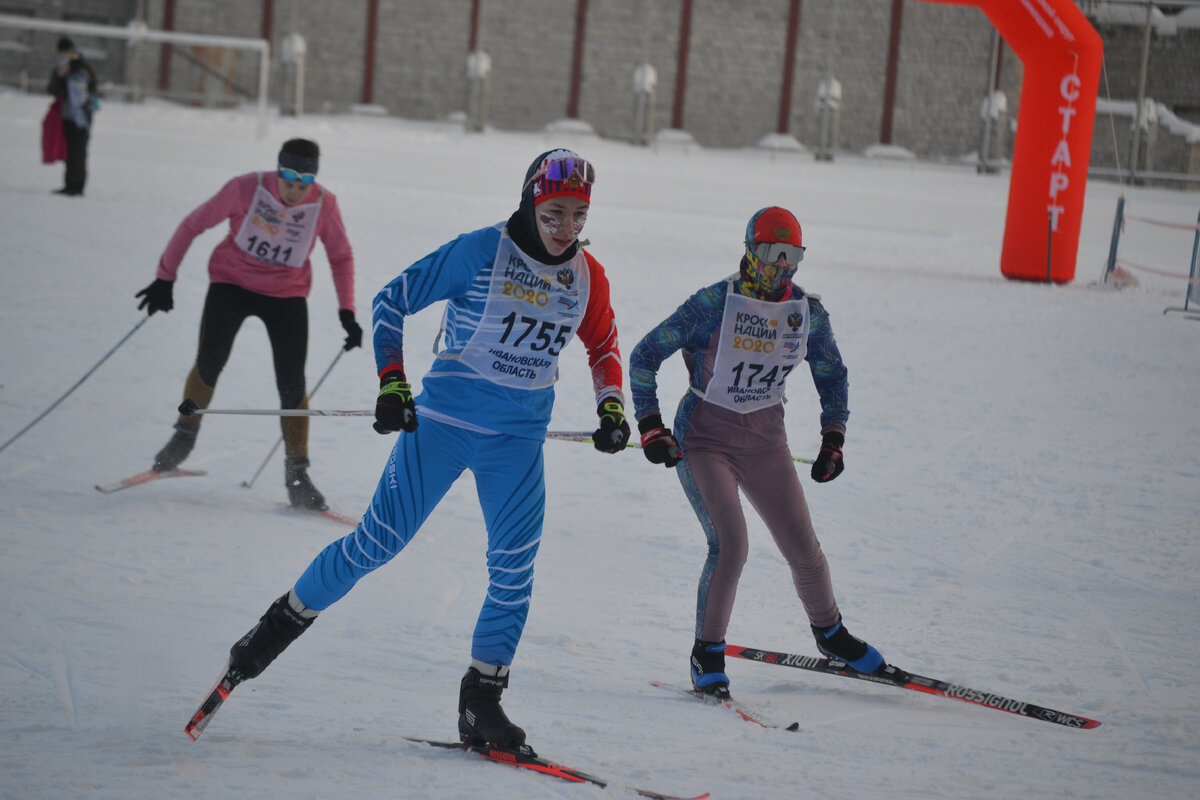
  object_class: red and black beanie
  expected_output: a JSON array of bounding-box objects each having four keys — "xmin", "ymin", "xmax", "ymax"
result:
[{"xmin": 525, "ymin": 148, "xmax": 592, "ymax": 206}]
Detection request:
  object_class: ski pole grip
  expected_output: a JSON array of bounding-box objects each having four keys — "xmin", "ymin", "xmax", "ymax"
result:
[{"xmin": 179, "ymin": 398, "xmax": 200, "ymax": 416}]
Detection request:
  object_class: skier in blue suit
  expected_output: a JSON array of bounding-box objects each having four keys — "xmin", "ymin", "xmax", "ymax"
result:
[{"xmin": 214, "ymin": 150, "xmax": 629, "ymax": 752}]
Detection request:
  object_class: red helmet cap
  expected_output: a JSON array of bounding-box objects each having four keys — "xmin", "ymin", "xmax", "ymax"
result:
[{"xmin": 746, "ymin": 206, "xmax": 802, "ymax": 247}]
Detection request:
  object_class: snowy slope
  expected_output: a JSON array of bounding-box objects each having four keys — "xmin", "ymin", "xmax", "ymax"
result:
[{"xmin": 1, "ymin": 88, "xmax": 1198, "ymax": 800}]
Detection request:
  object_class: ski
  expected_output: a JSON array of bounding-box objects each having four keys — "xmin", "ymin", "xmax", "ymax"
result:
[
  {"xmin": 278, "ymin": 504, "xmax": 360, "ymax": 527},
  {"xmin": 725, "ymin": 644, "xmax": 1101, "ymax": 730},
  {"xmin": 95, "ymin": 468, "xmax": 206, "ymax": 494},
  {"xmin": 406, "ymin": 737, "xmax": 709, "ymax": 800},
  {"xmin": 185, "ymin": 660, "xmax": 242, "ymax": 741},
  {"xmin": 650, "ymin": 680, "xmax": 798, "ymax": 731}
]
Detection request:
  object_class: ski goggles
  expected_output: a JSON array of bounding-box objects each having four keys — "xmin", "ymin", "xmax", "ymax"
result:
[
  {"xmin": 278, "ymin": 166, "xmax": 317, "ymax": 185},
  {"xmin": 750, "ymin": 240, "xmax": 806, "ymax": 265},
  {"xmin": 524, "ymin": 156, "xmax": 596, "ymax": 191}
]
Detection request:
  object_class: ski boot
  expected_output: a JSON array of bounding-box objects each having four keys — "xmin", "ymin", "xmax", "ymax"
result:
[
  {"xmin": 228, "ymin": 590, "xmax": 318, "ymax": 682},
  {"xmin": 285, "ymin": 457, "xmax": 328, "ymax": 511},
  {"xmin": 812, "ymin": 615, "xmax": 885, "ymax": 674},
  {"xmin": 153, "ymin": 422, "xmax": 198, "ymax": 472},
  {"xmin": 690, "ymin": 638, "xmax": 731, "ymax": 699},
  {"xmin": 458, "ymin": 662, "xmax": 530, "ymax": 751}
]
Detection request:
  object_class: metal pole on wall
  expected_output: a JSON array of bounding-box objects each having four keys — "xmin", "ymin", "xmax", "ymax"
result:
[
  {"xmin": 566, "ymin": 0, "xmax": 588, "ymax": 119},
  {"xmin": 256, "ymin": 42, "xmax": 269, "ymax": 138},
  {"xmin": 977, "ymin": 27, "xmax": 1001, "ymax": 174},
  {"xmin": 776, "ymin": 0, "xmax": 801, "ymax": 135},
  {"xmin": 465, "ymin": 0, "xmax": 489, "ymax": 133},
  {"xmin": 362, "ymin": 0, "xmax": 379, "ymax": 104},
  {"xmin": 880, "ymin": 0, "xmax": 905, "ymax": 145},
  {"xmin": 158, "ymin": 0, "xmax": 175, "ymax": 91},
  {"xmin": 671, "ymin": 0, "xmax": 693, "ymax": 130},
  {"xmin": 1128, "ymin": 0, "xmax": 1153, "ymax": 184},
  {"xmin": 816, "ymin": 0, "xmax": 840, "ymax": 162}
]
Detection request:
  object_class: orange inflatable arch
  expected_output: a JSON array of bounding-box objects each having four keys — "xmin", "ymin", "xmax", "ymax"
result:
[{"xmin": 921, "ymin": 0, "xmax": 1103, "ymax": 283}]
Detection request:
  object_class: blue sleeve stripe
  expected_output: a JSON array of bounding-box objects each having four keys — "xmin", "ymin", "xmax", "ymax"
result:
[{"xmin": 630, "ymin": 282, "xmax": 725, "ymax": 417}]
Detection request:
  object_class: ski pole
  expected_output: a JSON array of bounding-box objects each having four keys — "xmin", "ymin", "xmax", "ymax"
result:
[
  {"xmin": 178, "ymin": 400, "xmax": 372, "ymax": 417},
  {"xmin": 545, "ymin": 430, "xmax": 814, "ymax": 464},
  {"xmin": 0, "ymin": 316, "xmax": 149, "ymax": 456},
  {"xmin": 547, "ymin": 430, "xmax": 639, "ymax": 447},
  {"xmin": 241, "ymin": 348, "xmax": 346, "ymax": 489}
]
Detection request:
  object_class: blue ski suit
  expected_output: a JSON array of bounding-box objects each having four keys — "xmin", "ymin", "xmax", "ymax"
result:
[{"xmin": 292, "ymin": 222, "xmax": 624, "ymax": 666}]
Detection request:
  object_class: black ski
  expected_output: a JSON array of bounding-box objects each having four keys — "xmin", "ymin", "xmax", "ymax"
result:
[
  {"xmin": 185, "ymin": 660, "xmax": 241, "ymax": 741},
  {"xmin": 406, "ymin": 737, "xmax": 710, "ymax": 800},
  {"xmin": 96, "ymin": 467, "xmax": 206, "ymax": 494},
  {"xmin": 726, "ymin": 644, "xmax": 1101, "ymax": 730},
  {"xmin": 650, "ymin": 680, "xmax": 799, "ymax": 731}
]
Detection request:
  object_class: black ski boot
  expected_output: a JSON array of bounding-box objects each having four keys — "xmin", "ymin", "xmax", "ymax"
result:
[
  {"xmin": 285, "ymin": 457, "xmax": 328, "ymax": 511},
  {"xmin": 458, "ymin": 664, "xmax": 529, "ymax": 751},
  {"xmin": 153, "ymin": 423, "xmax": 198, "ymax": 472},
  {"xmin": 690, "ymin": 639, "xmax": 731, "ymax": 699},
  {"xmin": 811, "ymin": 615, "xmax": 885, "ymax": 674},
  {"xmin": 228, "ymin": 591, "xmax": 318, "ymax": 682}
]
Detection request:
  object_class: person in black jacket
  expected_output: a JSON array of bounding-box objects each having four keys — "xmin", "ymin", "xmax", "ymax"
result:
[{"xmin": 47, "ymin": 37, "xmax": 97, "ymax": 197}]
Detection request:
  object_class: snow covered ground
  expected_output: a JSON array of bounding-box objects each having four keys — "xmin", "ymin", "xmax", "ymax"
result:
[{"xmin": 1, "ymin": 87, "xmax": 1198, "ymax": 800}]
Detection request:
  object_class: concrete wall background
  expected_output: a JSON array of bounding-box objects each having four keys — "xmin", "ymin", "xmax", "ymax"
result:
[{"xmin": 1, "ymin": 0, "xmax": 1195, "ymax": 177}]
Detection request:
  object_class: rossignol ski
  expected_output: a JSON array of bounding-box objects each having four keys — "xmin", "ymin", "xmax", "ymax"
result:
[
  {"xmin": 650, "ymin": 680, "xmax": 798, "ymax": 731},
  {"xmin": 726, "ymin": 644, "xmax": 1100, "ymax": 730},
  {"xmin": 406, "ymin": 737, "xmax": 709, "ymax": 800},
  {"xmin": 95, "ymin": 468, "xmax": 206, "ymax": 494}
]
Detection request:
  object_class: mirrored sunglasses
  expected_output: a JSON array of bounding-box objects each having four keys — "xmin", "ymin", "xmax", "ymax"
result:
[
  {"xmin": 753, "ymin": 241, "xmax": 805, "ymax": 265},
  {"xmin": 278, "ymin": 166, "xmax": 316, "ymax": 185}
]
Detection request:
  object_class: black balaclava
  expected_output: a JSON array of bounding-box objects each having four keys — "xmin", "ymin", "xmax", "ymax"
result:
[{"xmin": 505, "ymin": 149, "xmax": 581, "ymax": 266}]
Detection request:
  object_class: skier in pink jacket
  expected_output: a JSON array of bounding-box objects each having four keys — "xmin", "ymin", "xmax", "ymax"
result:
[{"xmin": 135, "ymin": 139, "xmax": 360, "ymax": 510}]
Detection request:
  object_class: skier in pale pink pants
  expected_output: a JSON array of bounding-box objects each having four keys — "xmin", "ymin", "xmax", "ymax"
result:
[{"xmin": 629, "ymin": 207, "xmax": 886, "ymax": 698}]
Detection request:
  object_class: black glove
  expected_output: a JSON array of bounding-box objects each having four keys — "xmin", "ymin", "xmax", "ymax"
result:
[
  {"xmin": 339, "ymin": 309, "xmax": 363, "ymax": 351},
  {"xmin": 135, "ymin": 278, "xmax": 174, "ymax": 315},
  {"xmin": 373, "ymin": 370, "xmax": 417, "ymax": 434},
  {"xmin": 637, "ymin": 414, "xmax": 683, "ymax": 467},
  {"xmin": 592, "ymin": 398, "xmax": 631, "ymax": 454},
  {"xmin": 811, "ymin": 432, "xmax": 845, "ymax": 483}
]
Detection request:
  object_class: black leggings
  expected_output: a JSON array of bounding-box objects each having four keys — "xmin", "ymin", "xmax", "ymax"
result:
[
  {"xmin": 62, "ymin": 119, "xmax": 89, "ymax": 193},
  {"xmin": 195, "ymin": 282, "xmax": 308, "ymax": 407}
]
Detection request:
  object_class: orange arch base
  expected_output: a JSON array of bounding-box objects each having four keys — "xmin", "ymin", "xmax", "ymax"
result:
[{"xmin": 921, "ymin": 0, "xmax": 1102, "ymax": 283}]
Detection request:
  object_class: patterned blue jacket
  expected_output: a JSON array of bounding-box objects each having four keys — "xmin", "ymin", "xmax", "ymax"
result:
[{"xmin": 629, "ymin": 277, "xmax": 848, "ymax": 445}]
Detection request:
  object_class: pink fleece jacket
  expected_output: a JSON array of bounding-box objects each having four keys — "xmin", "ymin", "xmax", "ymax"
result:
[{"xmin": 156, "ymin": 172, "xmax": 355, "ymax": 311}]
